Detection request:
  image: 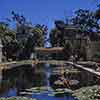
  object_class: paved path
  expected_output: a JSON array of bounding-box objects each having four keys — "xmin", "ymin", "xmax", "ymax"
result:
[{"xmin": 0, "ymin": 60, "xmax": 99, "ymax": 76}]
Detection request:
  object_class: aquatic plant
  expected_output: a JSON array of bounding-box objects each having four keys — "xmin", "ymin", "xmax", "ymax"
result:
[
  {"xmin": 0, "ymin": 97, "xmax": 36, "ymax": 100},
  {"xmin": 20, "ymin": 86, "xmax": 73, "ymax": 96},
  {"xmin": 73, "ymin": 85, "xmax": 100, "ymax": 100}
]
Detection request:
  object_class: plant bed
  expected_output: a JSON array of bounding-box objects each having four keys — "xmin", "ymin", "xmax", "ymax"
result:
[{"xmin": 73, "ymin": 85, "xmax": 100, "ymax": 100}]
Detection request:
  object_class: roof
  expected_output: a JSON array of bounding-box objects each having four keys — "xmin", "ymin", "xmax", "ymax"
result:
[{"xmin": 34, "ymin": 47, "xmax": 64, "ymax": 53}]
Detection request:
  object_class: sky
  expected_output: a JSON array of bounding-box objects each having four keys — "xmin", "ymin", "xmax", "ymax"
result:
[{"xmin": 0, "ymin": 0, "xmax": 99, "ymax": 30}]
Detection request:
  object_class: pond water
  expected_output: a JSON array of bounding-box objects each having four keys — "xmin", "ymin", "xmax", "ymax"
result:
[
  {"xmin": 0, "ymin": 63, "xmax": 90, "ymax": 100},
  {"xmin": 0, "ymin": 88, "xmax": 77, "ymax": 100}
]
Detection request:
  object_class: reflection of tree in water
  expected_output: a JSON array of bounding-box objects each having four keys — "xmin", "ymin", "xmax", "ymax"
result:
[
  {"xmin": 0, "ymin": 64, "xmax": 47, "ymax": 96},
  {"xmin": 33, "ymin": 63, "xmax": 47, "ymax": 87}
]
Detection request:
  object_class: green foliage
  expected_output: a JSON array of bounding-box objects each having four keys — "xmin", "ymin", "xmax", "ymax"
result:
[
  {"xmin": 31, "ymin": 25, "xmax": 46, "ymax": 47},
  {"xmin": 94, "ymin": 52, "xmax": 100, "ymax": 58},
  {"xmin": 0, "ymin": 11, "xmax": 48, "ymax": 61},
  {"xmin": 73, "ymin": 85, "xmax": 100, "ymax": 100},
  {"xmin": 0, "ymin": 23, "xmax": 16, "ymax": 40},
  {"xmin": 1, "ymin": 8, "xmax": 100, "ymax": 61},
  {"xmin": 0, "ymin": 22, "xmax": 17, "ymax": 61},
  {"xmin": 72, "ymin": 9, "xmax": 99, "ymax": 32},
  {"xmin": 50, "ymin": 28, "xmax": 64, "ymax": 47}
]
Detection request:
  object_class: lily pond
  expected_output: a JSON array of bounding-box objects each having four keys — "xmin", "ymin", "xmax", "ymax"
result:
[{"xmin": 0, "ymin": 64, "xmax": 99, "ymax": 100}]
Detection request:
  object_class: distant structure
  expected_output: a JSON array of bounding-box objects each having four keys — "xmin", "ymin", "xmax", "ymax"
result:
[
  {"xmin": 61, "ymin": 24, "xmax": 100, "ymax": 61},
  {"xmin": 35, "ymin": 24, "xmax": 100, "ymax": 61},
  {"xmin": 34, "ymin": 47, "xmax": 64, "ymax": 60}
]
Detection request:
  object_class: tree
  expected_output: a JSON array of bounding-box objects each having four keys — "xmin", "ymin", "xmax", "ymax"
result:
[
  {"xmin": 49, "ymin": 20, "xmax": 73, "ymax": 60},
  {"xmin": 50, "ymin": 20, "xmax": 66, "ymax": 47},
  {"xmin": 95, "ymin": 4, "xmax": 100, "ymax": 20},
  {"xmin": 0, "ymin": 22, "xmax": 18, "ymax": 61},
  {"xmin": 71, "ymin": 9, "xmax": 100, "ymax": 40},
  {"xmin": 31, "ymin": 24, "xmax": 48, "ymax": 47},
  {"xmin": 9, "ymin": 11, "xmax": 48, "ymax": 60},
  {"xmin": 50, "ymin": 28, "xmax": 63, "ymax": 47}
]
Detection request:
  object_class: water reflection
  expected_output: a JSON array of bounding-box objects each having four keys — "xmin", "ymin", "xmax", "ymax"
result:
[{"xmin": 0, "ymin": 63, "xmax": 97, "ymax": 99}]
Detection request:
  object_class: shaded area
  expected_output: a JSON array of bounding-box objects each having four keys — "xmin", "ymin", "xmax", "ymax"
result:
[{"xmin": 0, "ymin": 63, "xmax": 99, "ymax": 100}]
